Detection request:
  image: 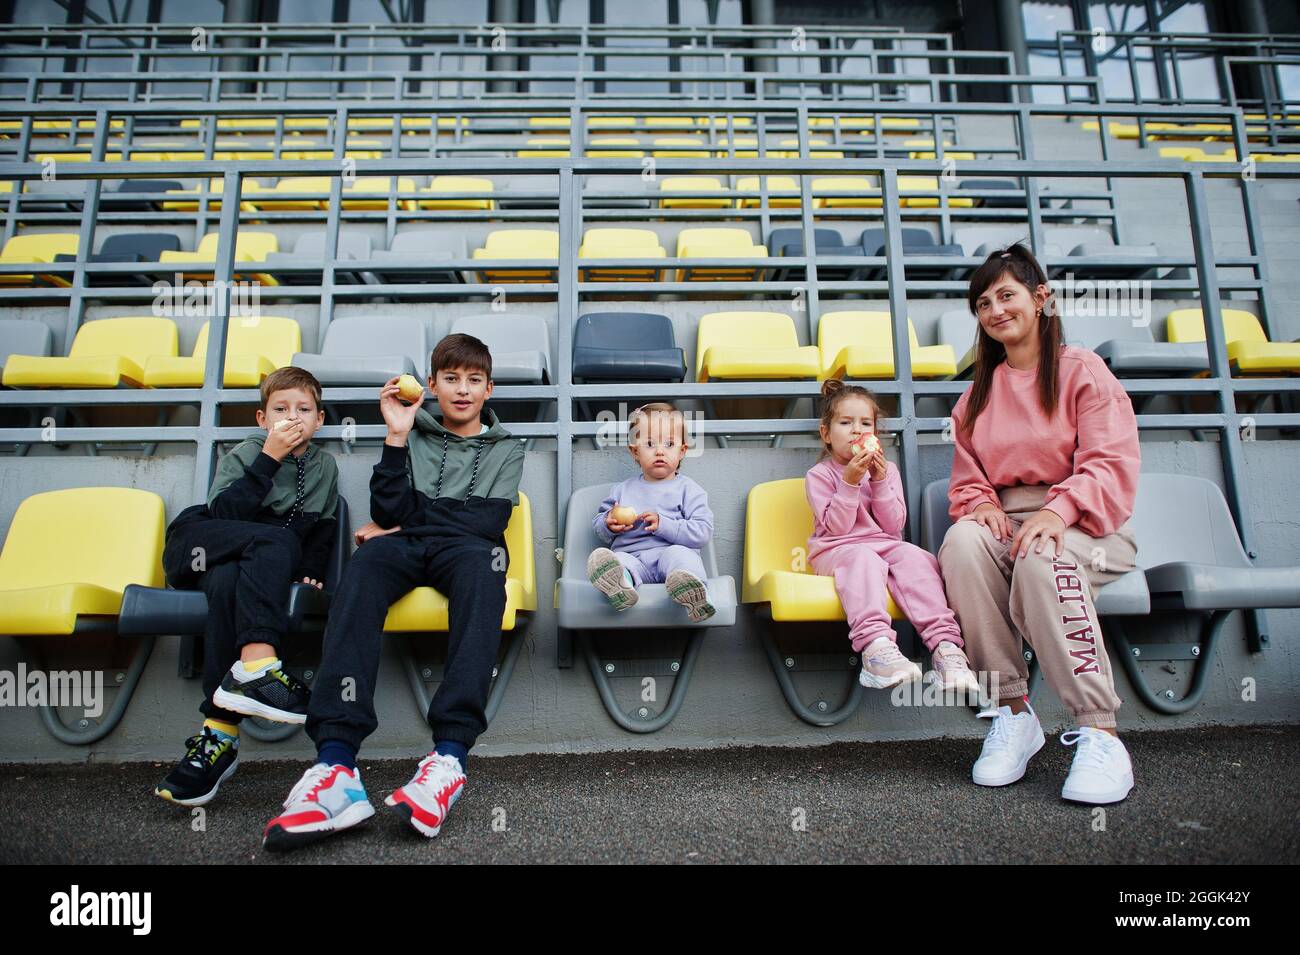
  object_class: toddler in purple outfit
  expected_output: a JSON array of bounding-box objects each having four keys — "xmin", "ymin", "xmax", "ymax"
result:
[{"xmin": 587, "ymin": 402, "xmax": 716, "ymax": 622}]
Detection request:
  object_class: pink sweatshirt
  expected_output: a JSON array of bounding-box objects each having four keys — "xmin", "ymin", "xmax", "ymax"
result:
[
  {"xmin": 805, "ymin": 457, "xmax": 907, "ymax": 559},
  {"xmin": 948, "ymin": 344, "xmax": 1140, "ymax": 537}
]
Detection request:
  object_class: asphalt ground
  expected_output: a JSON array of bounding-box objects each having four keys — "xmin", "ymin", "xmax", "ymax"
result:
[{"xmin": 2, "ymin": 724, "xmax": 1296, "ymax": 864}]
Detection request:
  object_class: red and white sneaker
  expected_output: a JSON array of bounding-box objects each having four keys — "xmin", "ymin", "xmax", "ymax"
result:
[
  {"xmin": 262, "ymin": 763, "xmax": 375, "ymax": 852},
  {"xmin": 385, "ymin": 752, "xmax": 465, "ymax": 838}
]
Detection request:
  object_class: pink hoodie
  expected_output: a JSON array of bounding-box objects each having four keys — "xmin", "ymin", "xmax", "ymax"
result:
[
  {"xmin": 948, "ymin": 344, "xmax": 1140, "ymax": 537},
  {"xmin": 805, "ymin": 457, "xmax": 907, "ymax": 560}
]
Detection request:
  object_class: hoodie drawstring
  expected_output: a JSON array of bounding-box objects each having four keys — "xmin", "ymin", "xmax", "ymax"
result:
[{"xmin": 433, "ymin": 432, "xmax": 485, "ymax": 500}]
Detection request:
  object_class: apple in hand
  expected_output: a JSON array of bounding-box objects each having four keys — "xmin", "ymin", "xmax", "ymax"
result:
[
  {"xmin": 850, "ymin": 434, "xmax": 881, "ymax": 456},
  {"xmin": 396, "ymin": 374, "xmax": 425, "ymax": 404},
  {"xmin": 610, "ymin": 504, "xmax": 638, "ymax": 525}
]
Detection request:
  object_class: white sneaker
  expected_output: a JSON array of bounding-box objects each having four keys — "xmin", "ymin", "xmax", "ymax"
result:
[
  {"xmin": 971, "ymin": 702, "xmax": 1045, "ymax": 787},
  {"xmin": 1060, "ymin": 727, "xmax": 1134, "ymax": 804}
]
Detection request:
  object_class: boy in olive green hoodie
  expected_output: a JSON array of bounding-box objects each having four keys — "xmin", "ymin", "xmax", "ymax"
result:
[
  {"xmin": 156, "ymin": 366, "xmax": 339, "ymax": 808},
  {"xmin": 264, "ymin": 333, "xmax": 525, "ymax": 851}
]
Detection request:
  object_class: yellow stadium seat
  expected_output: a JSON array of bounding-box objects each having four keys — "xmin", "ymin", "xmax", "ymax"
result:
[
  {"xmin": 675, "ymin": 227, "xmax": 768, "ymax": 282},
  {"xmin": 141, "ymin": 316, "xmax": 301, "ymax": 387},
  {"xmin": 1080, "ymin": 120, "xmax": 1140, "ymax": 139},
  {"xmin": 697, "ymin": 116, "xmax": 754, "ymax": 128},
  {"xmin": 418, "ymin": 176, "xmax": 496, "ymax": 210},
  {"xmin": 658, "ymin": 176, "xmax": 731, "ymax": 209},
  {"xmin": 0, "ymin": 232, "xmax": 79, "ymax": 287},
  {"xmin": 2, "ymin": 317, "xmax": 177, "ymax": 389},
  {"xmin": 715, "ymin": 135, "xmax": 759, "ymax": 157},
  {"xmin": 695, "ymin": 311, "xmax": 821, "ymax": 382},
  {"xmin": 743, "ymin": 478, "xmax": 902, "ymax": 621},
  {"xmin": 811, "ymin": 176, "xmax": 879, "ymax": 208},
  {"xmin": 578, "ymin": 227, "xmax": 666, "ymax": 282},
  {"xmin": 817, "ymin": 310, "xmax": 957, "ymax": 380},
  {"xmin": 586, "ymin": 136, "xmax": 644, "ymax": 157},
  {"xmin": 344, "ymin": 176, "xmax": 418, "ymax": 210},
  {"xmin": 588, "ymin": 116, "xmax": 636, "ymax": 130},
  {"xmin": 808, "ymin": 116, "xmax": 920, "ymax": 132},
  {"xmin": 908, "ymin": 150, "xmax": 976, "ymax": 160},
  {"xmin": 1166, "ymin": 307, "xmax": 1300, "ymax": 376},
  {"xmin": 0, "ymin": 486, "xmax": 165, "ymax": 636},
  {"xmin": 644, "ymin": 116, "xmax": 697, "ymax": 129},
  {"xmin": 651, "ymin": 136, "xmax": 712, "ymax": 158},
  {"xmin": 159, "ymin": 231, "xmax": 280, "ymax": 286},
  {"xmin": 773, "ymin": 137, "xmax": 844, "ymax": 159},
  {"xmin": 528, "ymin": 117, "xmax": 571, "ymax": 129},
  {"xmin": 898, "ymin": 176, "xmax": 974, "ymax": 208},
  {"xmin": 384, "ymin": 493, "xmax": 536, "ymax": 631},
  {"xmin": 249, "ymin": 177, "xmax": 334, "ymax": 211},
  {"xmin": 734, "ymin": 176, "xmax": 802, "ymax": 208},
  {"xmin": 162, "ymin": 178, "xmax": 260, "ymax": 212},
  {"xmin": 472, "ymin": 229, "xmax": 559, "ymax": 284}
]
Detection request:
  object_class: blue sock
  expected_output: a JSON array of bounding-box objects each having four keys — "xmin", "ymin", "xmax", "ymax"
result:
[
  {"xmin": 317, "ymin": 740, "xmax": 357, "ymax": 771},
  {"xmin": 434, "ymin": 740, "xmax": 468, "ymax": 772}
]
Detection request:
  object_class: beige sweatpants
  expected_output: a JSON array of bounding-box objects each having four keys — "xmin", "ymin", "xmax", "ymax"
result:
[{"xmin": 937, "ymin": 485, "xmax": 1138, "ymax": 729}]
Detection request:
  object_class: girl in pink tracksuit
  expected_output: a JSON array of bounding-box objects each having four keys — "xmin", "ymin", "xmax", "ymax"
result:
[{"xmin": 805, "ymin": 378, "xmax": 977, "ymax": 691}]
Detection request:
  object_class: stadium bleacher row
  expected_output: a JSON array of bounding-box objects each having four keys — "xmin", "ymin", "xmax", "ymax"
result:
[{"xmin": 0, "ymin": 17, "xmax": 1297, "ymax": 744}]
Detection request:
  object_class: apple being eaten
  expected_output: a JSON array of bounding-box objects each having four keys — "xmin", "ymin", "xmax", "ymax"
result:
[{"xmin": 849, "ymin": 434, "xmax": 881, "ymax": 457}]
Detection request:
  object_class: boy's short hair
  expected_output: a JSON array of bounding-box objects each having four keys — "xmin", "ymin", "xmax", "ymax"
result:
[
  {"xmin": 628, "ymin": 402, "xmax": 686, "ymax": 446},
  {"xmin": 430, "ymin": 333, "xmax": 493, "ymax": 379},
  {"xmin": 260, "ymin": 365, "xmax": 322, "ymax": 412}
]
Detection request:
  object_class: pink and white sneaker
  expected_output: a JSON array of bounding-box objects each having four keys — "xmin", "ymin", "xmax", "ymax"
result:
[
  {"xmin": 262, "ymin": 763, "xmax": 375, "ymax": 852},
  {"xmin": 859, "ymin": 636, "xmax": 923, "ymax": 688},
  {"xmin": 385, "ymin": 752, "xmax": 465, "ymax": 838},
  {"xmin": 925, "ymin": 640, "xmax": 981, "ymax": 695}
]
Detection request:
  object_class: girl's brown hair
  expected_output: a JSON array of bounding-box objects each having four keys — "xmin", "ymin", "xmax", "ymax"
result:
[
  {"xmin": 960, "ymin": 242, "xmax": 1063, "ymax": 438},
  {"xmin": 817, "ymin": 379, "xmax": 883, "ymax": 462}
]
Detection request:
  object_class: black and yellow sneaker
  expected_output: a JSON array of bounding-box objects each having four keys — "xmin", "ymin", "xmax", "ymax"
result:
[
  {"xmin": 212, "ymin": 660, "xmax": 310, "ymax": 724},
  {"xmin": 155, "ymin": 728, "xmax": 239, "ymax": 807}
]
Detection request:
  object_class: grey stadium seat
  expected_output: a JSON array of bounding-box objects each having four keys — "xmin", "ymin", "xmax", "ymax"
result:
[
  {"xmin": 264, "ymin": 230, "xmax": 375, "ymax": 284},
  {"xmin": 556, "ymin": 482, "xmax": 737, "ymax": 731},
  {"xmin": 1061, "ymin": 312, "xmax": 1208, "ymax": 376},
  {"xmin": 369, "ymin": 230, "xmax": 467, "ymax": 284},
  {"xmin": 449, "ymin": 313, "xmax": 551, "ymax": 384},
  {"xmin": 937, "ymin": 308, "xmax": 978, "ymax": 378},
  {"xmin": 292, "ymin": 314, "xmax": 428, "ymax": 385}
]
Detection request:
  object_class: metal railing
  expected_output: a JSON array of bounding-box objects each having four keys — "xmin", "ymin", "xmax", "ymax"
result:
[
  {"xmin": 1053, "ymin": 29, "xmax": 1300, "ymax": 107},
  {"xmin": 0, "ymin": 99, "xmax": 1295, "ymax": 655}
]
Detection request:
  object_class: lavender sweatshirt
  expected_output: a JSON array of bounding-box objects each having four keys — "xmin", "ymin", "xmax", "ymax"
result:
[{"xmin": 592, "ymin": 473, "xmax": 714, "ymax": 555}]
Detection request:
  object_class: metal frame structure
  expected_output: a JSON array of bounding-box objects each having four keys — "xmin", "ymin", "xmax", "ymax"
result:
[
  {"xmin": 1053, "ymin": 29, "xmax": 1300, "ymax": 107},
  {"xmin": 1, "ymin": 96, "xmax": 1295, "ymax": 678}
]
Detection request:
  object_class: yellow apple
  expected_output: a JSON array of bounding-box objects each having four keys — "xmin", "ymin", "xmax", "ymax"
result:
[
  {"xmin": 610, "ymin": 505, "xmax": 638, "ymax": 525},
  {"xmin": 396, "ymin": 373, "xmax": 424, "ymax": 404}
]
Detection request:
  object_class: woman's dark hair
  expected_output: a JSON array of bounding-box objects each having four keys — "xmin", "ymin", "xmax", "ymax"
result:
[
  {"xmin": 817, "ymin": 379, "xmax": 883, "ymax": 462},
  {"xmin": 960, "ymin": 242, "xmax": 1063, "ymax": 438}
]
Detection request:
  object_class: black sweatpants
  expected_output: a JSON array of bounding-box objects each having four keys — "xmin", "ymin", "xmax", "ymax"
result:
[
  {"xmin": 306, "ymin": 525, "xmax": 508, "ymax": 753},
  {"xmin": 163, "ymin": 514, "xmax": 302, "ymax": 723}
]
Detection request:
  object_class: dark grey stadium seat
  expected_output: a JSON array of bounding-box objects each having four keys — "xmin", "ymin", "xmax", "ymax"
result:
[{"xmin": 572, "ymin": 311, "xmax": 687, "ymax": 382}]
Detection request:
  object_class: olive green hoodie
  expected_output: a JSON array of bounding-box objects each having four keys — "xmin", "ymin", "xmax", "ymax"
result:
[{"xmin": 370, "ymin": 405, "xmax": 524, "ymax": 541}]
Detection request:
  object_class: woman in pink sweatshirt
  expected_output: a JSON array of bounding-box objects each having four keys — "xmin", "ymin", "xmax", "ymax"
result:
[
  {"xmin": 806, "ymin": 378, "xmax": 978, "ymax": 693},
  {"xmin": 937, "ymin": 242, "xmax": 1141, "ymax": 806}
]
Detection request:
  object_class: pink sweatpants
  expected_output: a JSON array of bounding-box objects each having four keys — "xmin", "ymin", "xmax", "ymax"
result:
[{"xmin": 811, "ymin": 537, "xmax": 963, "ymax": 653}]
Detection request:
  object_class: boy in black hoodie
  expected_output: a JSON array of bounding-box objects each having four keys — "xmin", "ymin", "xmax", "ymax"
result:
[
  {"xmin": 264, "ymin": 333, "xmax": 525, "ymax": 851},
  {"xmin": 155, "ymin": 366, "xmax": 338, "ymax": 807}
]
